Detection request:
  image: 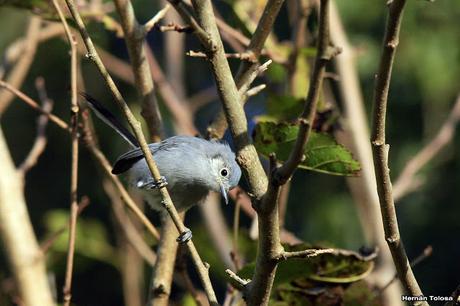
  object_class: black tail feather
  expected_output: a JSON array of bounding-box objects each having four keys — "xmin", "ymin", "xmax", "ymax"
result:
[{"xmin": 80, "ymin": 93, "xmax": 139, "ymax": 148}]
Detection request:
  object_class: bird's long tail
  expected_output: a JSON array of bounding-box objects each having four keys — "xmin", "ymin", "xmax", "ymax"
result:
[{"xmin": 80, "ymin": 93, "xmax": 139, "ymax": 148}]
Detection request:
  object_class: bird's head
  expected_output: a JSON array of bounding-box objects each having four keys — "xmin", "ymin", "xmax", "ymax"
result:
[{"xmin": 207, "ymin": 143, "xmax": 242, "ymax": 204}]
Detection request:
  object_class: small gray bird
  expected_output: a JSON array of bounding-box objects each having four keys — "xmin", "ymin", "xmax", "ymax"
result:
[{"xmin": 82, "ymin": 94, "xmax": 242, "ymax": 215}]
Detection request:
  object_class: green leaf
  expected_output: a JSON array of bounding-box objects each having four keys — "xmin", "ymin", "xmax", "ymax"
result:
[{"xmin": 253, "ymin": 121, "xmax": 360, "ymax": 176}]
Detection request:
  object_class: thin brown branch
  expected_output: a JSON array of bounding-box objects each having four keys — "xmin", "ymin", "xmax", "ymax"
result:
[
  {"xmin": 0, "ymin": 16, "xmax": 41, "ymax": 115},
  {"xmin": 155, "ymin": 23, "xmax": 193, "ymax": 33},
  {"xmin": 18, "ymin": 78, "xmax": 53, "ymax": 174},
  {"xmin": 393, "ymin": 94, "xmax": 460, "ymax": 201},
  {"xmin": 275, "ymin": 248, "xmax": 335, "ymax": 261},
  {"xmin": 165, "ymin": 0, "xmax": 213, "ymax": 50},
  {"xmin": 114, "ymin": 0, "xmax": 164, "ymax": 141},
  {"xmin": 225, "ymin": 269, "xmax": 250, "ymax": 290},
  {"xmin": 51, "ymin": 0, "xmax": 80, "ymax": 303},
  {"xmin": 104, "ymin": 180, "xmax": 156, "ymax": 266},
  {"xmin": 234, "ymin": 0, "xmax": 286, "ymax": 89},
  {"xmin": 143, "ymin": 4, "xmax": 171, "ymax": 33},
  {"xmin": 40, "ymin": 196, "xmax": 91, "ymax": 253},
  {"xmin": 186, "ymin": 50, "xmax": 255, "ymax": 61},
  {"xmin": 64, "ymin": 1, "xmax": 218, "ymax": 303},
  {"xmin": 379, "ymin": 245, "xmax": 433, "ymax": 294},
  {"xmin": 0, "ymin": 80, "xmax": 70, "ymax": 131},
  {"xmin": 370, "ymin": 0, "xmax": 426, "ymax": 303},
  {"xmin": 276, "ymin": 2, "xmax": 340, "ymax": 183}
]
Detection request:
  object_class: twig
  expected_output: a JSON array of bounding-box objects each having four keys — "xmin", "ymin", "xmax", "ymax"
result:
[
  {"xmin": 64, "ymin": 0, "xmax": 218, "ymax": 303},
  {"xmin": 393, "ymin": 94, "xmax": 460, "ymax": 201},
  {"xmin": 18, "ymin": 77, "xmax": 53, "ymax": 174},
  {"xmin": 113, "ymin": 0, "xmax": 164, "ymax": 141},
  {"xmin": 143, "ymin": 4, "xmax": 171, "ymax": 33},
  {"xmin": 378, "ymin": 245, "xmax": 432, "ymax": 294},
  {"xmin": 103, "ymin": 180, "xmax": 156, "ymax": 266},
  {"xmin": 225, "ymin": 269, "xmax": 250, "ymax": 289},
  {"xmin": 243, "ymin": 84, "xmax": 266, "ymax": 100},
  {"xmin": 275, "ymin": 4, "xmax": 341, "ymax": 183},
  {"xmin": 186, "ymin": 50, "xmax": 255, "ymax": 61},
  {"xmin": 275, "ymin": 248, "xmax": 334, "ymax": 261},
  {"xmin": 40, "ymin": 196, "xmax": 91, "ymax": 253},
  {"xmin": 0, "ymin": 80, "xmax": 69, "ymax": 131},
  {"xmin": 234, "ymin": 0, "xmax": 286, "ymax": 89},
  {"xmin": 370, "ymin": 0, "xmax": 426, "ymax": 303},
  {"xmin": 51, "ymin": 0, "xmax": 80, "ymax": 304},
  {"xmin": 0, "ymin": 16, "xmax": 41, "ymax": 115},
  {"xmin": 165, "ymin": 0, "xmax": 213, "ymax": 50},
  {"xmin": 155, "ymin": 23, "xmax": 193, "ymax": 33},
  {"xmin": 237, "ymin": 59, "xmax": 272, "ymax": 97}
]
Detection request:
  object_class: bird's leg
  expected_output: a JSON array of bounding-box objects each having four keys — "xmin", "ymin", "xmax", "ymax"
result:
[
  {"xmin": 136, "ymin": 176, "xmax": 168, "ymax": 190},
  {"xmin": 176, "ymin": 228, "xmax": 192, "ymax": 244}
]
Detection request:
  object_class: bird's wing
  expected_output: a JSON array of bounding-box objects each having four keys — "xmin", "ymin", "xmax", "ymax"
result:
[{"xmin": 111, "ymin": 140, "xmax": 181, "ymax": 174}]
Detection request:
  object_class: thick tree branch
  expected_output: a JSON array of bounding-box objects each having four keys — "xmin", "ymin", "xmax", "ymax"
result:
[
  {"xmin": 63, "ymin": 1, "xmax": 218, "ymax": 304},
  {"xmin": 190, "ymin": 0, "xmax": 268, "ymax": 201},
  {"xmin": 0, "ymin": 127, "xmax": 55, "ymax": 306},
  {"xmin": 207, "ymin": 0, "xmax": 286, "ymax": 138},
  {"xmin": 113, "ymin": 0, "xmax": 164, "ymax": 141},
  {"xmin": 370, "ymin": 0, "xmax": 427, "ymax": 304},
  {"xmin": 245, "ymin": 1, "xmax": 336, "ymax": 304}
]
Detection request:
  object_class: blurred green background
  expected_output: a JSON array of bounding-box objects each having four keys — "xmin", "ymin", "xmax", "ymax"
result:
[{"xmin": 0, "ymin": 0, "xmax": 459, "ymax": 305}]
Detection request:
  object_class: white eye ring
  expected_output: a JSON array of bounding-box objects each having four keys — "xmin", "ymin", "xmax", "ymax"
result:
[{"xmin": 220, "ymin": 167, "xmax": 229, "ymax": 177}]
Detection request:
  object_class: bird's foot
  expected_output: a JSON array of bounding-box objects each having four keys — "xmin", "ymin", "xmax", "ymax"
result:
[
  {"xmin": 176, "ymin": 228, "xmax": 192, "ymax": 244},
  {"xmin": 137, "ymin": 176, "xmax": 168, "ymax": 190}
]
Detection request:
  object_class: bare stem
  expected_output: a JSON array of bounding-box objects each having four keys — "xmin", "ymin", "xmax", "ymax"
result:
[
  {"xmin": 18, "ymin": 77, "xmax": 53, "ymax": 174},
  {"xmin": 51, "ymin": 0, "xmax": 80, "ymax": 303},
  {"xmin": 370, "ymin": 0, "xmax": 426, "ymax": 303}
]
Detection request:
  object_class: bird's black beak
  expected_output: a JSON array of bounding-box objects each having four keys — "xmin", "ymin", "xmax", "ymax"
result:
[{"xmin": 220, "ymin": 184, "xmax": 229, "ymax": 205}]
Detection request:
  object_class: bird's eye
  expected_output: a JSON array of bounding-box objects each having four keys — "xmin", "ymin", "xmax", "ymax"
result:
[{"xmin": 220, "ymin": 168, "xmax": 229, "ymax": 177}]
